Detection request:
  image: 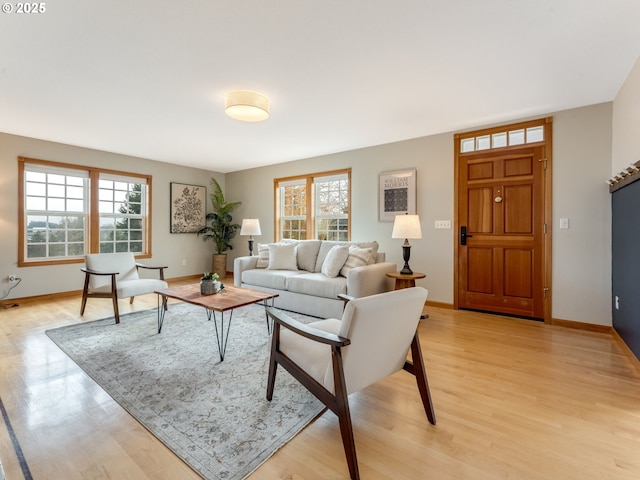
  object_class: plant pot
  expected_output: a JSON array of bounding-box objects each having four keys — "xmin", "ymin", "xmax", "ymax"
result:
[
  {"xmin": 212, "ymin": 254, "xmax": 227, "ymax": 280},
  {"xmin": 200, "ymin": 279, "xmax": 217, "ymax": 296}
]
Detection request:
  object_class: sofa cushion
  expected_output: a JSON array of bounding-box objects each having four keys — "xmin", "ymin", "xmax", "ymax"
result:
[
  {"xmin": 314, "ymin": 240, "xmax": 380, "ymax": 271},
  {"xmin": 295, "ymin": 240, "xmax": 322, "ymax": 272},
  {"xmin": 268, "ymin": 243, "xmax": 298, "ymax": 270},
  {"xmin": 242, "ymin": 268, "xmax": 302, "ymax": 290},
  {"xmin": 314, "ymin": 241, "xmax": 344, "ymax": 272},
  {"xmin": 349, "ymin": 241, "xmax": 379, "ymax": 265},
  {"xmin": 256, "ymin": 240, "xmax": 298, "ymax": 268},
  {"xmin": 321, "ymin": 244, "xmax": 350, "ymax": 278},
  {"xmin": 255, "ymin": 243, "xmax": 270, "ymax": 268},
  {"xmin": 340, "ymin": 246, "xmax": 373, "ymax": 277},
  {"xmin": 286, "ymin": 272, "xmax": 347, "ymax": 299}
]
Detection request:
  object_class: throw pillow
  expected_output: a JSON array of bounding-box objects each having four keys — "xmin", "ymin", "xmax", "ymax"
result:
[
  {"xmin": 340, "ymin": 246, "xmax": 373, "ymax": 277},
  {"xmin": 267, "ymin": 243, "xmax": 298, "ymax": 270},
  {"xmin": 350, "ymin": 241, "xmax": 379, "ymax": 264},
  {"xmin": 321, "ymin": 244, "xmax": 350, "ymax": 278},
  {"xmin": 256, "ymin": 240, "xmax": 297, "ymax": 268},
  {"xmin": 255, "ymin": 243, "xmax": 270, "ymax": 268}
]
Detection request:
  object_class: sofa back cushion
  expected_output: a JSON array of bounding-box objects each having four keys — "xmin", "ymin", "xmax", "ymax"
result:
[
  {"xmin": 295, "ymin": 240, "xmax": 322, "ymax": 271},
  {"xmin": 256, "ymin": 239, "xmax": 380, "ymax": 272}
]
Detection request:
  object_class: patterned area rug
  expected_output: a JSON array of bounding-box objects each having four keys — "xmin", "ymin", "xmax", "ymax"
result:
[{"xmin": 46, "ymin": 302, "xmax": 325, "ymax": 480}]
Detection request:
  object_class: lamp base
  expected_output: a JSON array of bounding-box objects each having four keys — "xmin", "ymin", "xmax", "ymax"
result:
[
  {"xmin": 248, "ymin": 238, "xmax": 255, "ymax": 256},
  {"xmin": 400, "ymin": 244, "xmax": 413, "ymax": 274},
  {"xmin": 399, "ymin": 263, "xmax": 414, "ymax": 275}
]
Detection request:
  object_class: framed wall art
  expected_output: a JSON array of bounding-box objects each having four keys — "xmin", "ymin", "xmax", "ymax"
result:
[
  {"xmin": 170, "ymin": 182, "xmax": 206, "ymax": 233},
  {"xmin": 378, "ymin": 168, "xmax": 417, "ymax": 222}
]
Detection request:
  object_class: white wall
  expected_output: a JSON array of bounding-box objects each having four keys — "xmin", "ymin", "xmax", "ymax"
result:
[
  {"xmin": 612, "ymin": 56, "xmax": 640, "ymax": 173},
  {"xmin": 552, "ymin": 103, "xmax": 612, "ymax": 325},
  {"xmin": 227, "ymin": 133, "xmax": 455, "ymax": 304},
  {"xmin": 228, "ymin": 103, "xmax": 614, "ymax": 325},
  {"xmin": 1, "ymin": 99, "xmax": 621, "ymax": 326},
  {"xmin": 0, "ymin": 132, "xmax": 222, "ymax": 299}
]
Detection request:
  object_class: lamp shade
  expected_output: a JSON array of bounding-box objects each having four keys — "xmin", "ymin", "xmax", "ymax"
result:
[
  {"xmin": 224, "ymin": 91, "xmax": 270, "ymax": 122},
  {"xmin": 391, "ymin": 214, "xmax": 422, "ymax": 239},
  {"xmin": 240, "ymin": 218, "xmax": 262, "ymax": 236}
]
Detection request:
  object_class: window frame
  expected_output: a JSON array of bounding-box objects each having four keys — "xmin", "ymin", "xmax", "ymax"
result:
[
  {"xmin": 18, "ymin": 156, "xmax": 153, "ymax": 267},
  {"xmin": 274, "ymin": 168, "xmax": 351, "ymax": 242}
]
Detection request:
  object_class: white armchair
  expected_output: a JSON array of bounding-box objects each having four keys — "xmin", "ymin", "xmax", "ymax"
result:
[
  {"xmin": 266, "ymin": 287, "xmax": 435, "ymax": 480},
  {"xmin": 80, "ymin": 252, "xmax": 168, "ymax": 324}
]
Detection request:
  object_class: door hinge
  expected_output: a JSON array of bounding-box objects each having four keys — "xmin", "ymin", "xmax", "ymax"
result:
[
  {"xmin": 543, "ymin": 287, "xmax": 549, "ymax": 299},
  {"xmin": 538, "ymin": 158, "xmax": 547, "ymax": 170},
  {"xmin": 544, "ymin": 223, "xmax": 547, "ymax": 234}
]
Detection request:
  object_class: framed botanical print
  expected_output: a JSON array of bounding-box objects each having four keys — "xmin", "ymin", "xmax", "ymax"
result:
[
  {"xmin": 378, "ymin": 169, "xmax": 417, "ymax": 222},
  {"xmin": 170, "ymin": 182, "xmax": 206, "ymax": 233}
]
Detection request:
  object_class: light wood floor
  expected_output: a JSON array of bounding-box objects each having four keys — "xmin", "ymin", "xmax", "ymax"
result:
[{"xmin": 1, "ymin": 279, "xmax": 640, "ymax": 480}]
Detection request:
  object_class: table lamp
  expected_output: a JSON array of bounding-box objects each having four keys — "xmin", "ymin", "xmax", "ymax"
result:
[
  {"xmin": 240, "ymin": 218, "xmax": 261, "ymax": 256},
  {"xmin": 391, "ymin": 214, "xmax": 422, "ymax": 274}
]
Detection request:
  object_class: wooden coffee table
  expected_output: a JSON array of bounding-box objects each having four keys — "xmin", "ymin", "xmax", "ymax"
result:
[{"xmin": 154, "ymin": 284, "xmax": 279, "ymax": 361}]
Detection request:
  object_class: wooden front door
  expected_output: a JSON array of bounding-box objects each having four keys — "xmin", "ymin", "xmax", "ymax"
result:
[{"xmin": 455, "ymin": 119, "xmax": 551, "ymax": 320}]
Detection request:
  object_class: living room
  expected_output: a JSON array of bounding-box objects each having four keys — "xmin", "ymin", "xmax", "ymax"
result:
[
  {"xmin": 0, "ymin": 93, "xmax": 630, "ymax": 328},
  {"xmin": 1, "ymin": 2, "xmax": 640, "ymax": 479}
]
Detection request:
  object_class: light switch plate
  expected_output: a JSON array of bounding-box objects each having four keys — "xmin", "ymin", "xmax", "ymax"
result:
[
  {"xmin": 435, "ymin": 220, "xmax": 451, "ymax": 229},
  {"xmin": 559, "ymin": 218, "xmax": 569, "ymax": 229}
]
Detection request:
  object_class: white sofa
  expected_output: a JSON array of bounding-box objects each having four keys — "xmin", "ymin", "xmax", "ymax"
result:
[{"xmin": 234, "ymin": 240, "xmax": 396, "ymax": 318}]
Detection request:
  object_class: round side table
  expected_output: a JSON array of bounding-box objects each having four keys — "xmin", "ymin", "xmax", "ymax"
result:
[
  {"xmin": 386, "ymin": 271, "xmax": 426, "ymax": 290},
  {"xmin": 386, "ymin": 271, "xmax": 428, "ymax": 319}
]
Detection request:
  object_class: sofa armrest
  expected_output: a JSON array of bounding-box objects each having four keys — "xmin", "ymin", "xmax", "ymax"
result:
[
  {"xmin": 234, "ymin": 256, "xmax": 259, "ymax": 287},
  {"xmin": 346, "ymin": 261, "xmax": 396, "ymax": 297}
]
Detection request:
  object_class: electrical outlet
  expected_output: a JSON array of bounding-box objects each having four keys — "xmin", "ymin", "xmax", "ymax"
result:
[
  {"xmin": 181, "ymin": 259, "xmax": 187, "ymax": 266},
  {"xmin": 8, "ymin": 275, "xmax": 18, "ymax": 283}
]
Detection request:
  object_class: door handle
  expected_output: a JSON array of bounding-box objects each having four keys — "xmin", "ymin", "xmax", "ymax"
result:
[{"xmin": 461, "ymin": 226, "xmax": 473, "ymax": 245}]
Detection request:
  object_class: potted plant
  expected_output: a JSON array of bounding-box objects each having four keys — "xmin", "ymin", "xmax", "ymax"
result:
[
  {"xmin": 197, "ymin": 177, "xmax": 241, "ymax": 279},
  {"xmin": 200, "ymin": 272, "xmax": 220, "ymax": 295}
]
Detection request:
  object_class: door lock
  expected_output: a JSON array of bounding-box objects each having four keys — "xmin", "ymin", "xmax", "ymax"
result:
[{"xmin": 461, "ymin": 226, "xmax": 473, "ymax": 245}]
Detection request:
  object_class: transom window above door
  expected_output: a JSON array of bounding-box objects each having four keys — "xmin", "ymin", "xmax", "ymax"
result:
[{"xmin": 460, "ymin": 125, "xmax": 544, "ymax": 153}]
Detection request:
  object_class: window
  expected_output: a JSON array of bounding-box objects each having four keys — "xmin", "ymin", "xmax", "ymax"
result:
[
  {"xmin": 275, "ymin": 169, "xmax": 351, "ymax": 241},
  {"xmin": 459, "ymin": 121, "xmax": 546, "ymax": 153},
  {"xmin": 23, "ymin": 164, "xmax": 88, "ymax": 260},
  {"xmin": 279, "ymin": 179, "xmax": 307, "ymax": 240},
  {"xmin": 19, "ymin": 157, "xmax": 152, "ymax": 266},
  {"xmin": 315, "ymin": 174, "xmax": 349, "ymax": 241},
  {"xmin": 98, "ymin": 175, "xmax": 147, "ymax": 253}
]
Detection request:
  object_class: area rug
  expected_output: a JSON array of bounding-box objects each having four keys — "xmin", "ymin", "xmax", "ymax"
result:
[{"xmin": 45, "ymin": 303, "xmax": 325, "ymax": 480}]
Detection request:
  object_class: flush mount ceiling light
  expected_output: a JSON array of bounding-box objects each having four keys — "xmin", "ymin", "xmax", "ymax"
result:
[{"xmin": 224, "ymin": 90, "xmax": 270, "ymax": 122}]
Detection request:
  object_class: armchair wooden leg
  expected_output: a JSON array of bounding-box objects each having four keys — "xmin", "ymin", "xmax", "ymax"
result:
[
  {"xmin": 410, "ymin": 333, "xmax": 436, "ymax": 425},
  {"xmin": 129, "ymin": 296, "xmax": 135, "ymax": 305},
  {"xmin": 80, "ymin": 274, "xmax": 90, "ymax": 316},
  {"xmin": 80, "ymin": 293, "xmax": 88, "ymax": 316},
  {"xmin": 337, "ymin": 402, "xmax": 359, "ymax": 480},
  {"xmin": 266, "ymin": 323, "xmax": 280, "ymax": 401},
  {"xmin": 112, "ymin": 294, "xmax": 120, "ymax": 324},
  {"xmin": 332, "ymin": 347, "xmax": 360, "ymax": 480}
]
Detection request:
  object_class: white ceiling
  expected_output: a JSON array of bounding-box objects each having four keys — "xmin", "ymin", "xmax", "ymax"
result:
[{"xmin": 1, "ymin": 1, "xmax": 639, "ymax": 173}]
